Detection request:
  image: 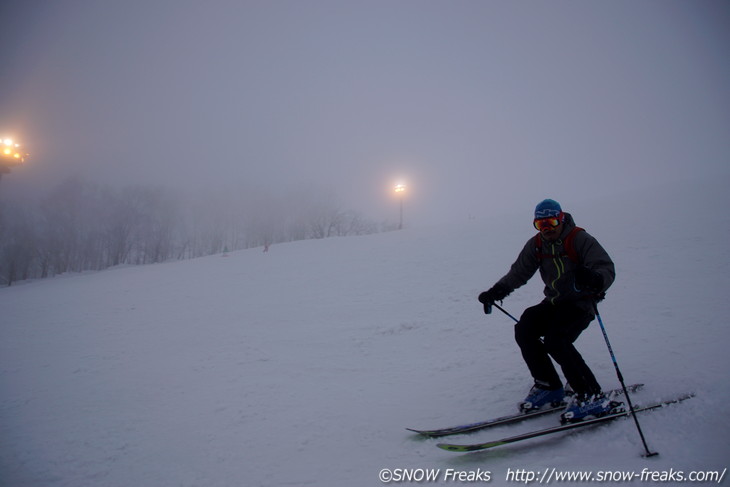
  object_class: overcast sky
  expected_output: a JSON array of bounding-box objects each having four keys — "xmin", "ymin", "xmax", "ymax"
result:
[{"xmin": 1, "ymin": 0, "xmax": 728, "ymax": 224}]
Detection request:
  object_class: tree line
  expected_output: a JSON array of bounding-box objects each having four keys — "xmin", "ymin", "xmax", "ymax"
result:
[{"xmin": 0, "ymin": 178, "xmax": 390, "ymax": 286}]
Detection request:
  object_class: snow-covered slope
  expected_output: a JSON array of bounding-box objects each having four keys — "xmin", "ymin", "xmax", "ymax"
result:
[{"xmin": 2, "ymin": 177, "xmax": 729, "ymax": 486}]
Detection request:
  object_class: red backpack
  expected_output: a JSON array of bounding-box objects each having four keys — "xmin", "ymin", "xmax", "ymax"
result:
[{"xmin": 534, "ymin": 226, "xmax": 584, "ymax": 263}]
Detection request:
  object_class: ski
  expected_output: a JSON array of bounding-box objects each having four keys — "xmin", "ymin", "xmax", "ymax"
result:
[
  {"xmin": 407, "ymin": 384, "xmax": 643, "ymax": 438},
  {"xmin": 436, "ymin": 393, "xmax": 694, "ymax": 452}
]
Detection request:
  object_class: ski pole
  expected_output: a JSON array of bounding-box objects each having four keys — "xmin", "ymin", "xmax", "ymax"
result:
[
  {"xmin": 489, "ymin": 301, "xmax": 519, "ymax": 323},
  {"xmin": 593, "ymin": 302, "xmax": 658, "ymax": 457}
]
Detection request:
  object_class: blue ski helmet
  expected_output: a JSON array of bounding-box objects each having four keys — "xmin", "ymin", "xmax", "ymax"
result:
[{"xmin": 534, "ymin": 199, "xmax": 562, "ymax": 219}]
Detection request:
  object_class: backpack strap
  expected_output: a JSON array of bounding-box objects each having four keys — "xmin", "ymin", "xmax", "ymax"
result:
[
  {"xmin": 534, "ymin": 233, "xmax": 545, "ymax": 258},
  {"xmin": 535, "ymin": 227, "xmax": 585, "ymax": 263},
  {"xmin": 564, "ymin": 226, "xmax": 584, "ymax": 263}
]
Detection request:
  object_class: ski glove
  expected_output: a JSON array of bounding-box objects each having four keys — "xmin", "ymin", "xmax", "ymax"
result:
[
  {"xmin": 478, "ymin": 284, "xmax": 510, "ymax": 314},
  {"xmin": 574, "ymin": 266, "xmax": 604, "ymax": 293}
]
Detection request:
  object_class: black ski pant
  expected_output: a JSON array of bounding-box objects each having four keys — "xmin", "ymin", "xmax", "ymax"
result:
[{"xmin": 514, "ymin": 301, "xmax": 602, "ymax": 397}]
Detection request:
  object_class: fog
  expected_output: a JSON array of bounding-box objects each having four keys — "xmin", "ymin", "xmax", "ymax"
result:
[{"xmin": 1, "ymin": 0, "xmax": 729, "ymax": 224}]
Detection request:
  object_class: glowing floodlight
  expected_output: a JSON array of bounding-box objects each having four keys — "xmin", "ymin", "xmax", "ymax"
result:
[{"xmin": 1, "ymin": 136, "xmax": 28, "ymax": 180}]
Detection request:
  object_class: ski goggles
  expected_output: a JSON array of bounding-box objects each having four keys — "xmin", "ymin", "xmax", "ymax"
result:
[{"xmin": 533, "ymin": 213, "xmax": 564, "ymax": 231}]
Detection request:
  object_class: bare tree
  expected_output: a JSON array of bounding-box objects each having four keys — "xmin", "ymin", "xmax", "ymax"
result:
[
  {"xmin": 0, "ymin": 203, "xmax": 36, "ymax": 285},
  {"xmin": 0, "ymin": 177, "xmax": 385, "ymax": 285}
]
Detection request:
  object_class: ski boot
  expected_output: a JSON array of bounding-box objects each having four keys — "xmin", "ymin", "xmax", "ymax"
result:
[
  {"xmin": 519, "ymin": 383, "xmax": 566, "ymax": 413},
  {"xmin": 560, "ymin": 393, "xmax": 626, "ymax": 424}
]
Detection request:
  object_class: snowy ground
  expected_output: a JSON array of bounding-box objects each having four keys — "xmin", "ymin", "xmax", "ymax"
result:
[{"xmin": 2, "ymin": 178, "xmax": 729, "ymax": 486}]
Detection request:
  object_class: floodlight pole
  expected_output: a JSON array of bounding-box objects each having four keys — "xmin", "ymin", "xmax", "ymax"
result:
[
  {"xmin": 395, "ymin": 184, "xmax": 405, "ymax": 230},
  {"xmin": 399, "ymin": 196, "xmax": 403, "ymax": 230}
]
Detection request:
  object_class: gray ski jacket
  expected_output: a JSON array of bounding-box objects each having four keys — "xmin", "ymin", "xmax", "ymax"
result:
[{"xmin": 494, "ymin": 213, "xmax": 615, "ymax": 315}]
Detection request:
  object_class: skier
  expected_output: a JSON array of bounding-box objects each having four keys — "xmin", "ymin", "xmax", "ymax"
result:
[{"xmin": 478, "ymin": 199, "xmax": 624, "ymax": 422}]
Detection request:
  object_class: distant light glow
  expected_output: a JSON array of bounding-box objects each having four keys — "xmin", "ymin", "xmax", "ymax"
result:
[
  {"xmin": 1, "ymin": 136, "xmax": 26, "ymax": 166},
  {"xmin": 394, "ymin": 184, "xmax": 406, "ymax": 194}
]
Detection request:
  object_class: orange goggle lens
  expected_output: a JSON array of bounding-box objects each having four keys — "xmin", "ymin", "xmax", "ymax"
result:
[{"xmin": 534, "ymin": 217, "xmax": 561, "ymax": 231}]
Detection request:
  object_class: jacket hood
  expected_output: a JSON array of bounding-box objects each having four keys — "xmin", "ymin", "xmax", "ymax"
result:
[{"xmin": 559, "ymin": 212, "xmax": 577, "ymax": 239}]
